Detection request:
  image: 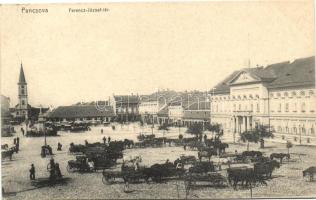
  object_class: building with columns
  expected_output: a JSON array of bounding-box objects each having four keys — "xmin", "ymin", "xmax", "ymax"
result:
[{"xmin": 210, "ymin": 56, "xmax": 316, "ymax": 145}]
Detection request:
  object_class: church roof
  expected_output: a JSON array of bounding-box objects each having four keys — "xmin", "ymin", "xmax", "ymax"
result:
[
  {"xmin": 212, "ymin": 56, "xmax": 315, "ymax": 94},
  {"xmin": 19, "ymin": 64, "xmax": 27, "ymax": 84}
]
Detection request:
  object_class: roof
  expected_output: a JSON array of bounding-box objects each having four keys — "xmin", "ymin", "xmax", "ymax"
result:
[
  {"xmin": 19, "ymin": 64, "xmax": 27, "ymax": 84},
  {"xmin": 185, "ymin": 101, "xmax": 210, "ymax": 110},
  {"xmin": 183, "ymin": 110, "xmax": 210, "ymax": 120},
  {"xmin": 48, "ymin": 105, "xmax": 115, "ymax": 118},
  {"xmin": 267, "ymin": 57, "xmax": 315, "ymax": 89},
  {"xmin": 212, "ymin": 56, "xmax": 315, "ymax": 94},
  {"xmin": 114, "ymin": 95, "xmax": 139, "ymax": 104}
]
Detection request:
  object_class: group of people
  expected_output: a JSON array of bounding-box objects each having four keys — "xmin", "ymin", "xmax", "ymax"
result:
[
  {"xmin": 49, "ymin": 158, "xmax": 62, "ymax": 181},
  {"xmin": 102, "ymin": 136, "xmax": 111, "ymax": 144}
]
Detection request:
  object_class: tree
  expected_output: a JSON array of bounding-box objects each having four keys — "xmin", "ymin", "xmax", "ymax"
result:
[
  {"xmin": 239, "ymin": 130, "xmax": 260, "ymax": 151},
  {"xmin": 186, "ymin": 123, "xmax": 204, "ymax": 139},
  {"xmin": 286, "ymin": 141, "xmax": 293, "ymax": 155},
  {"xmin": 205, "ymin": 123, "xmax": 222, "ymax": 139},
  {"xmin": 256, "ymin": 124, "xmax": 274, "ymax": 148}
]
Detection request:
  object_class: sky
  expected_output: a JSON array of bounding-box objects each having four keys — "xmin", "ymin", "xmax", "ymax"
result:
[{"xmin": 1, "ymin": 1, "xmax": 314, "ymax": 107}]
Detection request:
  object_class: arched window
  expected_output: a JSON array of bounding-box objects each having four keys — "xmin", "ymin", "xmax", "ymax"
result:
[{"xmin": 285, "ymin": 126, "xmax": 289, "ymax": 133}]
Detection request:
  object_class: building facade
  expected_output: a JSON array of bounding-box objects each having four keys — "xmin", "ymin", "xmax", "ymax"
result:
[
  {"xmin": 114, "ymin": 95, "xmax": 140, "ymax": 122},
  {"xmin": 210, "ymin": 56, "xmax": 316, "ymax": 145},
  {"xmin": 182, "ymin": 101, "xmax": 211, "ymax": 127}
]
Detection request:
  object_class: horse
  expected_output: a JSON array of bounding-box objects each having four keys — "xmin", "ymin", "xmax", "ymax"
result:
[
  {"xmin": 198, "ymin": 149, "xmax": 217, "ymax": 161},
  {"xmin": 123, "ymin": 139, "xmax": 134, "ymax": 149},
  {"xmin": 251, "ymin": 156, "xmax": 270, "ymax": 163},
  {"xmin": 303, "ymin": 166, "xmax": 316, "ymax": 182},
  {"xmin": 270, "ymin": 153, "xmax": 290, "ymax": 164},
  {"xmin": 69, "ymin": 143, "xmax": 86, "ymax": 154},
  {"xmin": 227, "ymin": 167, "xmax": 266, "ymax": 190},
  {"xmin": 217, "ymin": 143, "xmax": 229, "ymax": 154},
  {"xmin": 254, "ymin": 160, "xmax": 280, "ymax": 178}
]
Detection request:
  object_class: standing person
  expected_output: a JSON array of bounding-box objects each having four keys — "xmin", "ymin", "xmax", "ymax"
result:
[
  {"xmin": 101, "ymin": 129, "xmax": 103, "ymax": 134},
  {"xmin": 204, "ymin": 134, "xmax": 207, "ymax": 142},
  {"xmin": 55, "ymin": 163, "xmax": 62, "ymax": 178},
  {"xmin": 13, "ymin": 138, "xmax": 16, "ymax": 145},
  {"xmin": 16, "ymin": 137, "xmax": 20, "ymax": 145},
  {"xmin": 102, "ymin": 137, "xmax": 106, "ymax": 144},
  {"xmin": 29, "ymin": 164, "xmax": 35, "ymax": 180},
  {"xmin": 49, "ymin": 159, "xmax": 56, "ymax": 181},
  {"xmin": 108, "ymin": 136, "xmax": 111, "ymax": 143},
  {"xmin": 21, "ymin": 127, "xmax": 25, "ymax": 136}
]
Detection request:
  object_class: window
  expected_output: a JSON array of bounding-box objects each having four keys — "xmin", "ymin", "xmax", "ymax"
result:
[
  {"xmin": 257, "ymin": 103, "xmax": 260, "ymax": 112},
  {"xmin": 307, "ymin": 138, "xmax": 310, "ymax": 143},
  {"xmin": 302, "ymin": 127, "xmax": 306, "ymax": 135},
  {"xmin": 285, "ymin": 126, "xmax": 289, "ymax": 133},
  {"xmin": 233, "ymin": 104, "xmax": 236, "ymax": 111},
  {"xmin": 284, "ymin": 92, "xmax": 288, "ymax": 97},
  {"xmin": 293, "ymin": 103, "xmax": 297, "ymax": 112},
  {"xmin": 21, "ymin": 89, "xmax": 25, "ymax": 95},
  {"xmin": 278, "ymin": 126, "xmax": 282, "ymax": 132},
  {"xmin": 17, "ymin": 111, "xmax": 19, "ymax": 115},
  {"xmin": 301, "ymin": 103, "xmax": 306, "ymax": 112},
  {"xmin": 311, "ymin": 127, "xmax": 315, "ymax": 135},
  {"xmin": 278, "ymin": 103, "xmax": 281, "ymax": 112},
  {"xmin": 250, "ymin": 104, "xmax": 253, "ymax": 111},
  {"xmin": 293, "ymin": 127, "xmax": 297, "ymax": 134},
  {"xmin": 300, "ymin": 91, "xmax": 305, "ymax": 96},
  {"xmin": 282, "ymin": 135, "xmax": 285, "ymax": 140},
  {"xmin": 239, "ymin": 104, "xmax": 241, "ymax": 111},
  {"xmin": 285, "ymin": 103, "xmax": 289, "ymax": 112},
  {"xmin": 22, "ymin": 100, "xmax": 25, "ymax": 105},
  {"xmin": 292, "ymin": 91, "xmax": 297, "ymax": 96},
  {"xmin": 294, "ymin": 137, "xmax": 297, "ymax": 141}
]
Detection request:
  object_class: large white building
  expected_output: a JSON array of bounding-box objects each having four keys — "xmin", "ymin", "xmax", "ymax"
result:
[{"xmin": 210, "ymin": 56, "xmax": 316, "ymax": 145}]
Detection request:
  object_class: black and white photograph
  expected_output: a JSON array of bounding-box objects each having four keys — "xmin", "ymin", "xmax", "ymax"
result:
[{"xmin": 1, "ymin": 1, "xmax": 315, "ymax": 199}]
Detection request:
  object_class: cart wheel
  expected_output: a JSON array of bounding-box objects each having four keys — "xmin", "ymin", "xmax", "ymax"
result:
[
  {"xmin": 66, "ymin": 164, "xmax": 74, "ymax": 172},
  {"xmin": 47, "ymin": 163, "xmax": 52, "ymax": 172},
  {"xmin": 102, "ymin": 175, "xmax": 112, "ymax": 185}
]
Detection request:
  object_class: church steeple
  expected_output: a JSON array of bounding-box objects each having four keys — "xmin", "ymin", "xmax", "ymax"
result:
[
  {"xmin": 19, "ymin": 63, "xmax": 27, "ymax": 84},
  {"xmin": 17, "ymin": 62, "xmax": 28, "ymax": 119}
]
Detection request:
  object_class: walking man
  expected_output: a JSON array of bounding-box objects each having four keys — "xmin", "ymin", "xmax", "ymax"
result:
[
  {"xmin": 29, "ymin": 164, "xmax": 35, "ymax": 180},
  {"xmin": 102, "ymin": 136, "xmax": 106, "ymax": 144}
]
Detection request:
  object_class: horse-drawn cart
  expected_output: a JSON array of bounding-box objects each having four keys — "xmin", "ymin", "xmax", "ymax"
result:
[
  {"xmin": 102, "ymin": 168, "xmax": 149, "ymax": 184},
  {"xmin": 184, "ymin": 172, "xmax": 227, "ymax": 189}
]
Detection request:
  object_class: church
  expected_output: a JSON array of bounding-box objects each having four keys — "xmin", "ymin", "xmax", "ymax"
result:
[{"xmin": 10, "ymin": 64, "xmax": 49, "ymax": 122}]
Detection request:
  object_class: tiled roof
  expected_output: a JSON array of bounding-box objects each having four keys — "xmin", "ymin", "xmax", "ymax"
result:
[
  {"xmin": 212, "ymin": 70, "xmax": 240, "ymax": 94},
  {"xmin": 48, "ymin": 105, "xmax": 115, "ymax": 118},
  {"xmin": 212, "ymin": 56, "xmax": 315, "ymax": 94},
  {"xmin": 267, "ymin": 57, "xmax": 315, "ymax": 89}
]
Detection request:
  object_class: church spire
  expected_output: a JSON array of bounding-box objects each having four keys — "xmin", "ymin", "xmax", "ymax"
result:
[{"xmin": 19, "ymin": 63, "xmax": 27, "ymax": 84}]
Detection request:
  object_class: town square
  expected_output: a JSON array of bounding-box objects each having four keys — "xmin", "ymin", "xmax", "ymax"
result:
[{"xmin": 1, "ymin": 2, "xmax": 316, "ymax": 199}]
